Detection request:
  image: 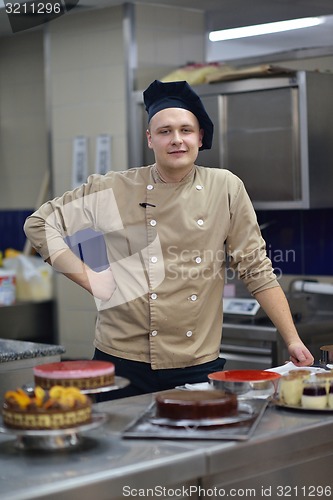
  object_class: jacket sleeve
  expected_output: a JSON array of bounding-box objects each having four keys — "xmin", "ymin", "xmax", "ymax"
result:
[
  {"xmin": 24, "ymin": 175, "xmax": 103, "ymax": 261},
  {"xmin": 225, "ymin": 177, "xmax": 279, "ymax": 295}
]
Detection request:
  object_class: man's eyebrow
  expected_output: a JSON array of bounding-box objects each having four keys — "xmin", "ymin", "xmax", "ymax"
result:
[{"xmin": 156, "ymin": 123, "xmax": 195, "ymax": 130}]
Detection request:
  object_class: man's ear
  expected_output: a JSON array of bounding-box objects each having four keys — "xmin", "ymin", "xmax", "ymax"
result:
[
  {"xmin": 199, "ymin": 128, "xmax": 204, "ymax": 148},
  {"xmin": 146, "ymin": 129, "xmax": 153, "ymax": 149}
]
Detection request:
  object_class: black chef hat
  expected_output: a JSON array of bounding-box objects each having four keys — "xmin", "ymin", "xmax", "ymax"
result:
[{"xmin": 143, "ymin": 80, "xmax": 214, "ymax": 151}]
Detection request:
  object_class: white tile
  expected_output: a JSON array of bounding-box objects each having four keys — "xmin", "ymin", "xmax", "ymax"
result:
[
  {"xmin": 80, "ymin": 66, "xmax": 125, "ymax": 104},
  {"xmin": 51, "ymin": 105, "xmax": 86, "ymax": 141},
  {"xmin": 51, "ymin": 70, "xmax": 84, "ymax": 107},
  {"xmin": 156, "ymin": 31, "xmax": 182, "ymax": 67}
]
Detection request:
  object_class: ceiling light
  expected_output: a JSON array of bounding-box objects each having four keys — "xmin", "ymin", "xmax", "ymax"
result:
[{"xmin": 209, "ymin": 17, "xmax": 324, "ymax": 42}]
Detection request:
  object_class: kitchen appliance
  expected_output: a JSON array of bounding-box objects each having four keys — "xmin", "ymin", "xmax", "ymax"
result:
[{"xmin": 220, "ymin": 284, "xmax": 333, "ymax": 370}]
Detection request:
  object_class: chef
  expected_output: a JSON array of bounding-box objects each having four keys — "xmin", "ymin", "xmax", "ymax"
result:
[{"xmin": 24, "ymin": 80, "xmax": 314, "ymax": 400}]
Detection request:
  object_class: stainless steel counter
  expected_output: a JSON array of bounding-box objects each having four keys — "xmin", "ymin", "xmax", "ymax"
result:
[
  {"xmin": 0, "ymin": 392, "xmax": 332, "ymax": 500},
  {"xmin": 0, "ymin": 339, "xmax": 65, "ymax": 404},
  {"xmin": 0, "ymin": 301, "xmax": 56, "ymax": 344}
]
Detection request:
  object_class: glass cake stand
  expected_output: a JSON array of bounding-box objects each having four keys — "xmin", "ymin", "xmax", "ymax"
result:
[
  {"xmin": 0, "ymin": 377, "xmax": 129, "ymax": 450},
  {"xmin": 0, "ymin": 413, "xmax": 107, "ymax": 451},
  {"xmin": 80, "ymin": 376, "xmax": 129, "ymax": 394}
]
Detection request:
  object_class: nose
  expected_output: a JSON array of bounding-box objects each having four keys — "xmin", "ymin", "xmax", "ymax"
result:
[{"xmin": 171, "ymin": 130, "xmax": 182, "ymax": 144}]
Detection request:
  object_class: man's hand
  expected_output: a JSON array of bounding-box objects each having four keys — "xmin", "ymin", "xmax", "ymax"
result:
[
  {"xmin": 86, "ymin": 267, "xmax": 116, "ymax": 302},
  {"xmin": 48, "ymin": 249, "xmax": 116, "ymax": 302},
  {"xmin": 287, "ymin": 341, "xmax": 314, "ymax": 367}
]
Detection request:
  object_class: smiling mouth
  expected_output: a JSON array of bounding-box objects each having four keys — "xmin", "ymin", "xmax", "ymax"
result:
[{"xmin": 168, "ymin": 150, "xmax": 187, "ymax": 154}]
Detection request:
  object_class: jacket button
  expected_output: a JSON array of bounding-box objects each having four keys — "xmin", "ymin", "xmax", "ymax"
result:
[
  {"xmin": 197, "ymin": 219, "xmax": 204, "ymax": 226},
  {"xmin": 186, "ymin": 330, "xmax": 193, "ymax": 337},
  {"xmin": 151, "ymin": 256, "xmax": 158, "ymax": 263},
  {"xmin": 150, "ymin": 219, "xmax": 157, "ymax": 226},
  {"xmin": 195, "ymin": 256, "xmax": 202, "ymax": 264},
  {"xmin": 190, "ymin": 294, "xmax": 198, "ymax": 301},
  {"xmin": 195, "ymin": 185, "xmax": 203, "ymax": 190},
  {"xmin": 151, "ymin": 330, "xmax": 158, "ymax": 336},
  {"xmin": 151, "ymin": 293, "xmax": 158, "ymax": 300},
  {"xmin": 147, "ymin": 184, "xmax": 154, "ymax": 190}
]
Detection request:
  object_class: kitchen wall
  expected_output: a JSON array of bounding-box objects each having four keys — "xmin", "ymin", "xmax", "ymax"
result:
[
  {"xmin": 0, "ymin": 4, "xmax": 332, "ymax": 358},
  {"xmin": 135, "ymin": 4, "xmax": 205, "ymax": 89},
  {"xmin": 0, "ymin": 30, "xmax": 48, "ymax": 210},
  {"xmin": 46, "ymin": 5, "xmax": 128, "ymax": 358}
]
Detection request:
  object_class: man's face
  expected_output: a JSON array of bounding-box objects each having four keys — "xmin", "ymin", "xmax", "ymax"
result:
[{"xmin": 146, "ymin": 107, "xmax": 204, "ymax": 176}]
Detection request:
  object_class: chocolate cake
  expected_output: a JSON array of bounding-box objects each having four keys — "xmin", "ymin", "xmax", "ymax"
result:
[{"xmin": 155, "ymin": 390, "xmax": 238, "ymax": 420}]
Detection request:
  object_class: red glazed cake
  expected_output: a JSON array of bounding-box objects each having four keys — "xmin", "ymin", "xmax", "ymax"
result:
[
  {"xmin": 155, "ymin": 390, "xmax": 238, "ymax": 420},
  {"xmin": 33, "ymin": 360, "xmax": 115, "ymax": 390},
  {"xmin": 2, "ymin": 386, "xmax": 92, "ymax": 430}
]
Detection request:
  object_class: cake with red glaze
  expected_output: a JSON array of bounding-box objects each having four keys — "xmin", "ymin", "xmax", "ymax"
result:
[
  {"xmin": 155, "ymin": 390, "xmax": 238, "ymax": 420},
  {"xmin": 2, "ymin": 386, "xmax": 92, "ymax": 430},
  {"xmin": 33, "ymin": 360, "xmax": 115, "ymax": 391}
]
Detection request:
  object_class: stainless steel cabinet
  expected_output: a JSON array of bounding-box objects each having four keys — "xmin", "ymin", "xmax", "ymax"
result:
[{"xmin": 197, "ymin": 71, "xmax": 333, "ymax": 209}]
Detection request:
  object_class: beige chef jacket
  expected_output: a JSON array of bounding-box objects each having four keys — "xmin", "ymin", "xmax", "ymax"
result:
[{"xmin": 24, "ymin": 165, "xmax": 279, "ymax": 369}]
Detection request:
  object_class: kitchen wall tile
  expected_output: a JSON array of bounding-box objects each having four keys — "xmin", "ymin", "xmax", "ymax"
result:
[
  {"xmin": 136, "ymin": 3, "xmax": 205, "ymax": 74},
  {"xmin": 56, "ymin": 275, "xmax": 96, "ymax": 311},
  {"xmin": 179, "ymin": 9, "xmax": 204, "ymax": 32},
  {"xmin": 0, "ymin": 30, "xmax": 47, "ymax": 210},
  {"xmin": 303, "ymin": 209, "xmax": 333, "ymax": 276},
  {"xmin": 136, "ymin": 30, "xmax": 156, "ymax": 67},
  {"xmin": 80, "ymin": 66, "xmax": 125, "ymax": 104},
  {"xmin": 180, "ymin": 33, "xmax": 205, "ymax": 64},
  {"xmin": 257, "ymin": 209, "xmax": 333, "ymax": 277},
  {"xmin": 49, "ymin": 4, "xmax": 123, "ymax": 36},
  {"xmin": 156, "ymin": 31, "xmax": 182, "ymax": 67},
  {"xmin": 112, "ymin": 135, "xmax": 128, "ymax": 171},
  {"xmin": 51, "ymin": 141, "xmax": 72, "ymax": 195},
  {"xmin": 0, "ymin": 210, "xmax": 32, "ymax": 253},
  {"xmin": 80, "ymin": 101, "xmax": 126, "ymax": 136},
  {"xmin": 51, "ymin": 70, "xmax": 84, "ymax": 107}
]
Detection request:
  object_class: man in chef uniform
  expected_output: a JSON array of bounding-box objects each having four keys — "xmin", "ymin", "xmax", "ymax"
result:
[{"xmin": 24, "ymin": 80, "xmax": 314, "ymax": 400}]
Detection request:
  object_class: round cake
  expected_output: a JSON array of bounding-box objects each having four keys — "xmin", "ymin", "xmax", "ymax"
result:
[
  {"xmin": 33, "ymin": 360, "xmax": 115, "ymax": 390},
  {"xmin": 155, "ymin": 390, "xmax": 238, "ymax": 420},
  {"xmin": 2, "ymin": 386, "xmax": 92, "ymax": 430}
]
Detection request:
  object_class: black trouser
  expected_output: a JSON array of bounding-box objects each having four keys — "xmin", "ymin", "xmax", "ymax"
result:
[{"xmin": 92, "ymin": 349, "xmax": 226, "ymax": 402}]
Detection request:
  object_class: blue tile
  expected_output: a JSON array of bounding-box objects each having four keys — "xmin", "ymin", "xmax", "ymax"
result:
[
  {"xmin": 302, "ymin": 209, "xmax": 333, "ymax": 276},
  {"xmin": 257, "ymin": 210, "xmax": 303, "ymax": 275},
  {"xmin": 0, "ymin": 210, "xmax": 33, "ymax": 253},
  {"xmin": 257, "ymin": 208, "xmax": 333, "ymax": 276}
]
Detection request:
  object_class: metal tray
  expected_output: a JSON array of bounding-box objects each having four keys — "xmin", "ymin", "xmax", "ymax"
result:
[
  {"xmin": 122, "ymin": 399, "xmax": 268, "ymax": 441},
  {"xmin": 273, "ymin": 398, "xmax": 333, "ymax": 413}
]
